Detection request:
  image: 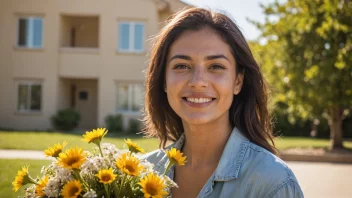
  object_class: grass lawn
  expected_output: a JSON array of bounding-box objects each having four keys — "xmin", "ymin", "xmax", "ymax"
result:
[
  {"xmin": 0, "ymin": 131, "xmax": 159, "ymax": 152},
  {"xmin": 274, "ymin": 137, "xmax": 352, "ymax": 150},
  {"xmin": 0, "ymin": 159, "xmax": 51, "ymax": 198},
  {"xmin": 1, "ymin": 131, "xmax": 352, "ymax": 151}
]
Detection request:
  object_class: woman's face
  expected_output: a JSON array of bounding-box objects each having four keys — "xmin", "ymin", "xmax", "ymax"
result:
[{"xmin": 165, "ymin": 28, "xmax": 243, "ymax": 126}]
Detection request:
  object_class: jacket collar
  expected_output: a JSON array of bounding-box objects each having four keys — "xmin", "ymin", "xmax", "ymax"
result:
[
  {"xmin": 167, "ymin": 127, "xmax": 249, "ymax": 182},
  {"xmin": 212, "ymin": 127, "xmax": 249, "ymax": 181}
]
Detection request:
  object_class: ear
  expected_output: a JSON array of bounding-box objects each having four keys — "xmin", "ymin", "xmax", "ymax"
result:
[
  {"xmin": 234, "ymin": 73, "xmax": 244, "ymax": 95},
  {"xmin": 164, "ymin": 82, "xmax": 167, "ymax": 92}
]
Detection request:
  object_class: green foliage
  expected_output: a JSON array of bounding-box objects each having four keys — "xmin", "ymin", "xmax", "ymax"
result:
[
  {"xmin": 51, "ymin": 108, "xmax": 80, "ymax": 131},
  {"xmin": 250, "ymin": 0, "xmax": 351, "ymax": 138},
  {"xmin": 127, "ymin": 119, "xmax": 142, "ymax": 134},
  {"xmin": 105, "ymin": 114, "xmax": 123, "ymax": 133}
]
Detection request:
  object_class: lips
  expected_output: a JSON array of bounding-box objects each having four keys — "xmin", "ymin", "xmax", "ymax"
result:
[
  {"xmin": 184, "ymin": 97, "xmax": 215, "ymax": 103},
  {"xmin": 181, "ymin": 93, "xmax": 217, "ymax": 106}
]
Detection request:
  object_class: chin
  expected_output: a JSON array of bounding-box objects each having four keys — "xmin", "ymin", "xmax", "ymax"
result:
[{"xmin": 181, "ymin": 114, "xmax": 217, "ymax": 125}]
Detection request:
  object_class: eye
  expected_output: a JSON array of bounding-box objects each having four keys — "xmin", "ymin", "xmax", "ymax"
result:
[
  {"xmin": 173, "ymin": 64, "xmax": 190, "ymax": 69},
  {"xmin": 209, "ymin": 64, "xmax": 225, "ymax": 70}
]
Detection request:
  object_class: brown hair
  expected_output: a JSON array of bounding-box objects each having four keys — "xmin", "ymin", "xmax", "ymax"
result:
[{"xmin": 143, "ymin": 7, "xmax": 277, "ymax": 155}]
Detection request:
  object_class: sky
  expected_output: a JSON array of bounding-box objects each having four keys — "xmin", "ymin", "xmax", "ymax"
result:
[{"xmin": 181, "ymin": 0, "xmax": 277, "ymax": 41}]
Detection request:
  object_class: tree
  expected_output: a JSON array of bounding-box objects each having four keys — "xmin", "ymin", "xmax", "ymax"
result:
[{"xmin": 251, "ymin": 0, "xmax": 352, "ymax": 149}]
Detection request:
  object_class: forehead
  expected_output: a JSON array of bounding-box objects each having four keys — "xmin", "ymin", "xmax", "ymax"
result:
[{"xmin": 168, "ymin": 28, "xmax": 233, "ymax": 59}]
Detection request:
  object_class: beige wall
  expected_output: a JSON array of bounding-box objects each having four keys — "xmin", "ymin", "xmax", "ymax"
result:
[{"xmin": 0, "ymin": 0, "xmax": 187, "ymax": 130}]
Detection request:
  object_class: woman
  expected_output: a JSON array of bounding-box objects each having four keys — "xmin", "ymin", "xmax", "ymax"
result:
[{"xmin": 143, "ymin": 7, "xmax": 303, "ymax": 198}]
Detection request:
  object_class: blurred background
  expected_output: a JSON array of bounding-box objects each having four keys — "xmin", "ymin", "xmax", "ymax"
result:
[{"xmin": 0, "ymin": 0, "xmax": 351, "ymax": 197}]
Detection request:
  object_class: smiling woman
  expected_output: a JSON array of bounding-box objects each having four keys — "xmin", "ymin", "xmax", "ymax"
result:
[{"xmin": 143, "ymin": 7, "xmax": 303, "ymax": 198}]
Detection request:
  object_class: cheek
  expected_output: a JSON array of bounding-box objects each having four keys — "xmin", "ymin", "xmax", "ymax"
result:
[
  {"xmin": 165, "ymin": 73, "xmax": 181, "ymax": 103},
  {"xmin": 213, "ymin": 74, "xmax": 236, "ymax": 92},
  {"xmin": 165, "ymin": 72, "xmax": 186, "ymax": 91}
]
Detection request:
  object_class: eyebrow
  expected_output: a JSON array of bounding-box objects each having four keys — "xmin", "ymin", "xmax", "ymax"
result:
[{"xmin": 168, "ymin": 54, "xmax": 230, "ymax": 63}]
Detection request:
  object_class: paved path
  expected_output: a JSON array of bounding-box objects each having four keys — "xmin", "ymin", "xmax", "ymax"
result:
[
  {"xmin": 0, "ymin": 149, "xmax": 49, "ymax": 160},
  {"xmin": 287, "ymin": 161, "xmax": 352, "ymax": 198},
  {"xmin": 1, "ymin": 150, "xmax": 352, "ymax": 197}
]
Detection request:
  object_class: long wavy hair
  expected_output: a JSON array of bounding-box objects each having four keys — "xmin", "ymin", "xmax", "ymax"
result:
[{"xmin": 143, "ymin": 7, "xmax": 277, "ymax": 155}]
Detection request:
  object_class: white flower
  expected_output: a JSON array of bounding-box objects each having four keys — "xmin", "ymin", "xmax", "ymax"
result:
[
  {"xmin": 83, "ymin": 189, "xmax": 98, "ymax": 198},
  {"xmin": 81, "ymin": 156, "xmax": 109, "ymax": 176},
  {"xmin": 41, "ymin": 161, "xmax": 57, "ymax": 176},
  {"xmin": 24, "ymin": 185, "xmax": 36, "ymax": 198},
  {"xmin": 56, "ymin": 166, "xmax": 73, "ymax": 183},
  {"xmin": 140, "ymin": 160, "xmax": 155, "ymax": 173},
  {"xmin": 43, "ymin": 178, "xmax": 60, "ymax": 197},
  {"xmin": 101, "ymin": 143, "xmax": 122, "ymax": 158},
  {"xmin": 163, "ymin": 175, "xmax": 178, "ymax": 188}
]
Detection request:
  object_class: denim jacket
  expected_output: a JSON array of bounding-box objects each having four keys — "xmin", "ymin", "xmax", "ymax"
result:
[{"xmin": 143, "ymin": 127, "xmax": 304, "ymax": 198}]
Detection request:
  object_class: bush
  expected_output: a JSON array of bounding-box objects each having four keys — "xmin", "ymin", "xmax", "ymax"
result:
[
  {"xmin": 105, "ymin": 114, "xmax": 123, "ymax": 133},
  {"xmin": 51, "ymin": 109, "xmax": 80, "ymax": 131},
  {"xmin": 127, "ymin": 119, "xmax": 142, "ymax": 134}
]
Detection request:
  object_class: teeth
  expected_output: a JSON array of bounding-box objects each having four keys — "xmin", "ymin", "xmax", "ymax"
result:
[{"xmin": 186, "ymin": 98, "xmax": 212, "ymax": 103}]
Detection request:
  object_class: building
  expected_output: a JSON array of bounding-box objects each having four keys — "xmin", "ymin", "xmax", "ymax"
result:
[{"xmin": 0, "ymin": 0, "xmax": 188, "ymax": 131}]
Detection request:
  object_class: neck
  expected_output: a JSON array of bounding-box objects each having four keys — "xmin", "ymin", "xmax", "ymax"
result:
[{"xmin": 181, "ymin": 116, "xmax": 232, "ymax": 169}]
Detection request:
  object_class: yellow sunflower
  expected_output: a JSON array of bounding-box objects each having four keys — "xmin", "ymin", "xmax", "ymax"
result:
[
  {"xmin": 166, "ymin": 148, "xmax": 187, "ymax": 166},
  {"xmin": 44, "ymin": 141, "xmax": 68, "ymax": 158},
  {"xmin": 139, "ymin": 173, "xmax": 167, "ymax": 198},
  {"xmin": 82, "ymin": 128, "xmax": 108, "ymax": 144},
  {"xmin": 57, "ymin": 147, "xmax": 87, "ymax": 170},
  {"xmin": 96, "ymin": 168, "xmax": 117, "ymax": 184},
  {"xmin": 12, "ymin": 166, "xmax": 36, "ymax": 192},
  {"xmin": 35, "ymin": 175, "xmax": 49, "ymax": 196},
  {"xmin": 61, "ymin": 180, "xmax": 82, "ymax": 198},
  {"xmin": 125, "ymin": 139, "xmax": 145, "ymax": 154},
  {"xmin": 115, "ymin": 153, "xmax": 144, "ymax": 176}
]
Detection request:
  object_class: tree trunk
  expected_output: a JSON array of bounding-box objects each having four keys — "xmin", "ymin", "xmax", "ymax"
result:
[{"xmin": 328, "ymin": 106, "xmax": 344, "ymax": 150}]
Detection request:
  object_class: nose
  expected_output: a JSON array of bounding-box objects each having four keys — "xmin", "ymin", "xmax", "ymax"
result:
[{"xmin": 187, "ymin": 66, "xmax": 208, "ymax": 88}]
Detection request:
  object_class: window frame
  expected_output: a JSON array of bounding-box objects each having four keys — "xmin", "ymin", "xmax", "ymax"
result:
[
  {"xmin": 116, "ymin": 83, "xmax": 144, "ymax": 114},
  {"xmin": 117, "ymin": 21, "xmax": 145, "ymax": 53},
  {"xmin": 16, "ymin": 16, "xmax": 43, "ymax": 49},
  {"xmin": 15, "ymin": 80, "xmax": 43, "ymax": 113}
]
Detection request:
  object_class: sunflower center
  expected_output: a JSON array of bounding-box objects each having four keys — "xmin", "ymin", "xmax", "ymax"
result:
[
  {"xmin": 146, "ymin": 182, "xmax": 158, "ymax": 195},
  {"xmin": 126, "ymin": 164, "xmax": 136, "ymax": 173},
  {"xmin": 102, "ymin": 174, "xmax": 112, "ymax": 182},
  {"xmin": 68, "ymin": 186, "xmax": 79, "ymax": 196},
  {"xmin": 125, "ymin": 164, "xmax": 136, "ymax": 173},
  {"xmin": 53, "ymin": 150, "xmax": 61, "ymax": 155},
  {"xmin": 67, "ymin": 156, "xmax": 80, "ymax": 166}
]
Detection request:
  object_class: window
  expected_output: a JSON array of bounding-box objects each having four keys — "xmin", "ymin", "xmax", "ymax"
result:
[
  {"xmin": 118, "ymin": 22, "xmax": 144, "ymax": 52},
  {"xmin": 17, "ymin": 81, "xmax": 42, "ymax": 112},
  {"xmin": 17, "ymin": 17, "xmax": 43, "ymax": 48},
  {"xmin": 117, "ymin": 84, "xmax": 144, "ymax": 112}
]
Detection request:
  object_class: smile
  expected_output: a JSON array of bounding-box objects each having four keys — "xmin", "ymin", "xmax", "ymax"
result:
[
  {"xmin": 181, "ymin": 97, "xmax": 216, "ymax": 108},
  {"xmin": 185, "ymin": 97, "xmax": 213, "ymax": 103}
]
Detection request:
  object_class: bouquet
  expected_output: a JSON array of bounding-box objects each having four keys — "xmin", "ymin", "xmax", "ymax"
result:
[{"xmin": 12, "ymin": 128, "xmax": 187, "ymax": 198}]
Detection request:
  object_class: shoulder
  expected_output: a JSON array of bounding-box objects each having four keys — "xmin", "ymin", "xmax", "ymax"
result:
[
  {"xmin": 240, "ymin": 142, "xmax": 303, "ymax": 197},
  {"xmin": 245, "ymin": 142, "xmax": 296, "ymax": 181},
  {"xmin": 142, "ymin": 149, "xmax": 167, "ymax": 165}
]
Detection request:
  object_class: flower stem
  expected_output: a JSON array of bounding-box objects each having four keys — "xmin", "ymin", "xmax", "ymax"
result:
[
  {"xmin": 104, "ymin": 184, "xmax": 111, "ymax": 198},
  {"xmin": 113, "ymin": 182, "xmax": 119, "ymax": 197},
  {"xmin": 163, "ymin": 161, "xmax": 173, "ymax": 175},
  {"xmin": 24, "ymin": 175, "xmax": 38, "ymax": 185},
  {"xmin": 118, "ymin": 174, "xmax": 127, "ymax": 196},
  {"xmin": 97, "ymin": 143, "xmax": 104, "ymax": 157},
  {"xmin": 73, "ymin": 169, "xmax": 88, "ymax": 190}
]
